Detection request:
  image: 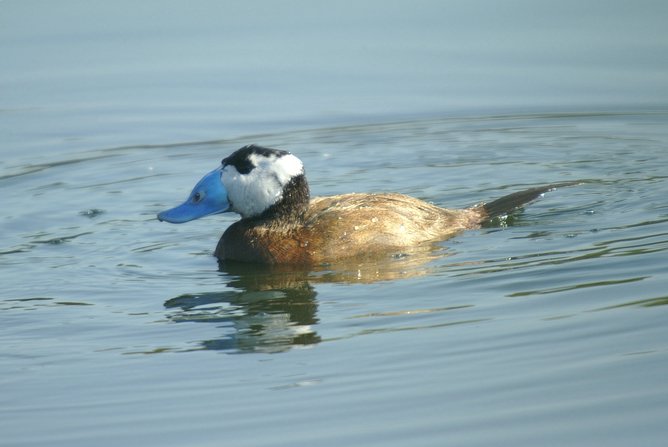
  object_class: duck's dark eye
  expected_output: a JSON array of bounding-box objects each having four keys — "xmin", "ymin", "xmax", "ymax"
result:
[{"xmin": 193, "ymin": 192, "xmax": 202, "ymax": 203}]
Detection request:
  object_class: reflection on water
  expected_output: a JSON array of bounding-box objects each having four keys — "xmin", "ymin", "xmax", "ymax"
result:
[
  {"xmin": 165, "ymin": 263, "xmax": 319, "ymax": 353},
  {"xmin": 163, "ymin": 245, "xmax": 449, "ymax": 353}
]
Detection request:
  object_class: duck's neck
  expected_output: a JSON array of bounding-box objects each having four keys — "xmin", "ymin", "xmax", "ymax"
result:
[{"xmin": 255, "ymin": 174, "xmax": 310, "ymax": 223}]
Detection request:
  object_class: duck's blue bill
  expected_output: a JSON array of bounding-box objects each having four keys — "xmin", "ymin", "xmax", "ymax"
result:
[{"xmin": 157, "ymin": 167, "xmax": 230, "ymax": 223}]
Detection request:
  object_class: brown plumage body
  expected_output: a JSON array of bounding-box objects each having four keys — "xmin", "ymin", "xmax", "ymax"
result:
[{"xmin": 216, "ymin": 192, "xmax": 485, "ymax": 265}]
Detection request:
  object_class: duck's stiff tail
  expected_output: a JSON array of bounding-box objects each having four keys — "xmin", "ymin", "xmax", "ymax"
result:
[{"xmin": 480, "ymin": 181, "xmax": 581, "ymax": 222}]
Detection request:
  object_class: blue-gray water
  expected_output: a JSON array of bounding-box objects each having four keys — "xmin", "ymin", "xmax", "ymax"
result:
[{"xmin": 2, "ymin": 1, "xmax": 668, "ymax": 446}]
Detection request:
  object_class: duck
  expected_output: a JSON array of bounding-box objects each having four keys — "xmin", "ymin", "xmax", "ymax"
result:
[{"xmin": 157, "ymin": 144, "xmax": 575, "ymax": 265}]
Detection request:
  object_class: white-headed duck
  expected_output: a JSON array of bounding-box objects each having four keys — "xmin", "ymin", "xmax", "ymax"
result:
[{"xmin": 158, "ymin": 145, "xmax": 575, "ymax": 265}]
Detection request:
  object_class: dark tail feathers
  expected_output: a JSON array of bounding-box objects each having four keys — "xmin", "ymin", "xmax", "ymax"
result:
[{"xmin": 482, "ymin": 181, "xmax": 581, "ymax": 221}]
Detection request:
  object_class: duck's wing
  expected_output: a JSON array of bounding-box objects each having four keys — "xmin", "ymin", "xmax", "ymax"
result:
[{"xmin": 305, "ymin": 193, "xmax": 477, "ymax": 259}]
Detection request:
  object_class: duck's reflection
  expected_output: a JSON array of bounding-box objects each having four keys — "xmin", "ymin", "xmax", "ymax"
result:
[
  {"xmin": 164, "ymin": 245, "xmax": 447, "ymax": 353},
  {"xmin": 164, "ymin": 262, "xmax": 320, "ymax": 353}
]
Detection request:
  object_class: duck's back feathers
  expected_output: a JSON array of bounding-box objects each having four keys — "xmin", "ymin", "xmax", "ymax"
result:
[{"xmin": 306, "ymin": 193, "xmax": 479, "ymax": 257}]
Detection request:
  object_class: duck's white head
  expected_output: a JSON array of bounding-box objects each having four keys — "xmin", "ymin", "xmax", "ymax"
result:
[{"xmin": 158, "ymin": 145, "xmax": 309, "ymax": 223}]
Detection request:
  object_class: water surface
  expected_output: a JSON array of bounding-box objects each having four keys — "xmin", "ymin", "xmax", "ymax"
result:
[
  {"xmin": 2, "ymin": 1, "xmax": 668, "ymax": 446},
  {"xmin": 2, "ymin": 112, "xmax": 668, "ymax": 446}
]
